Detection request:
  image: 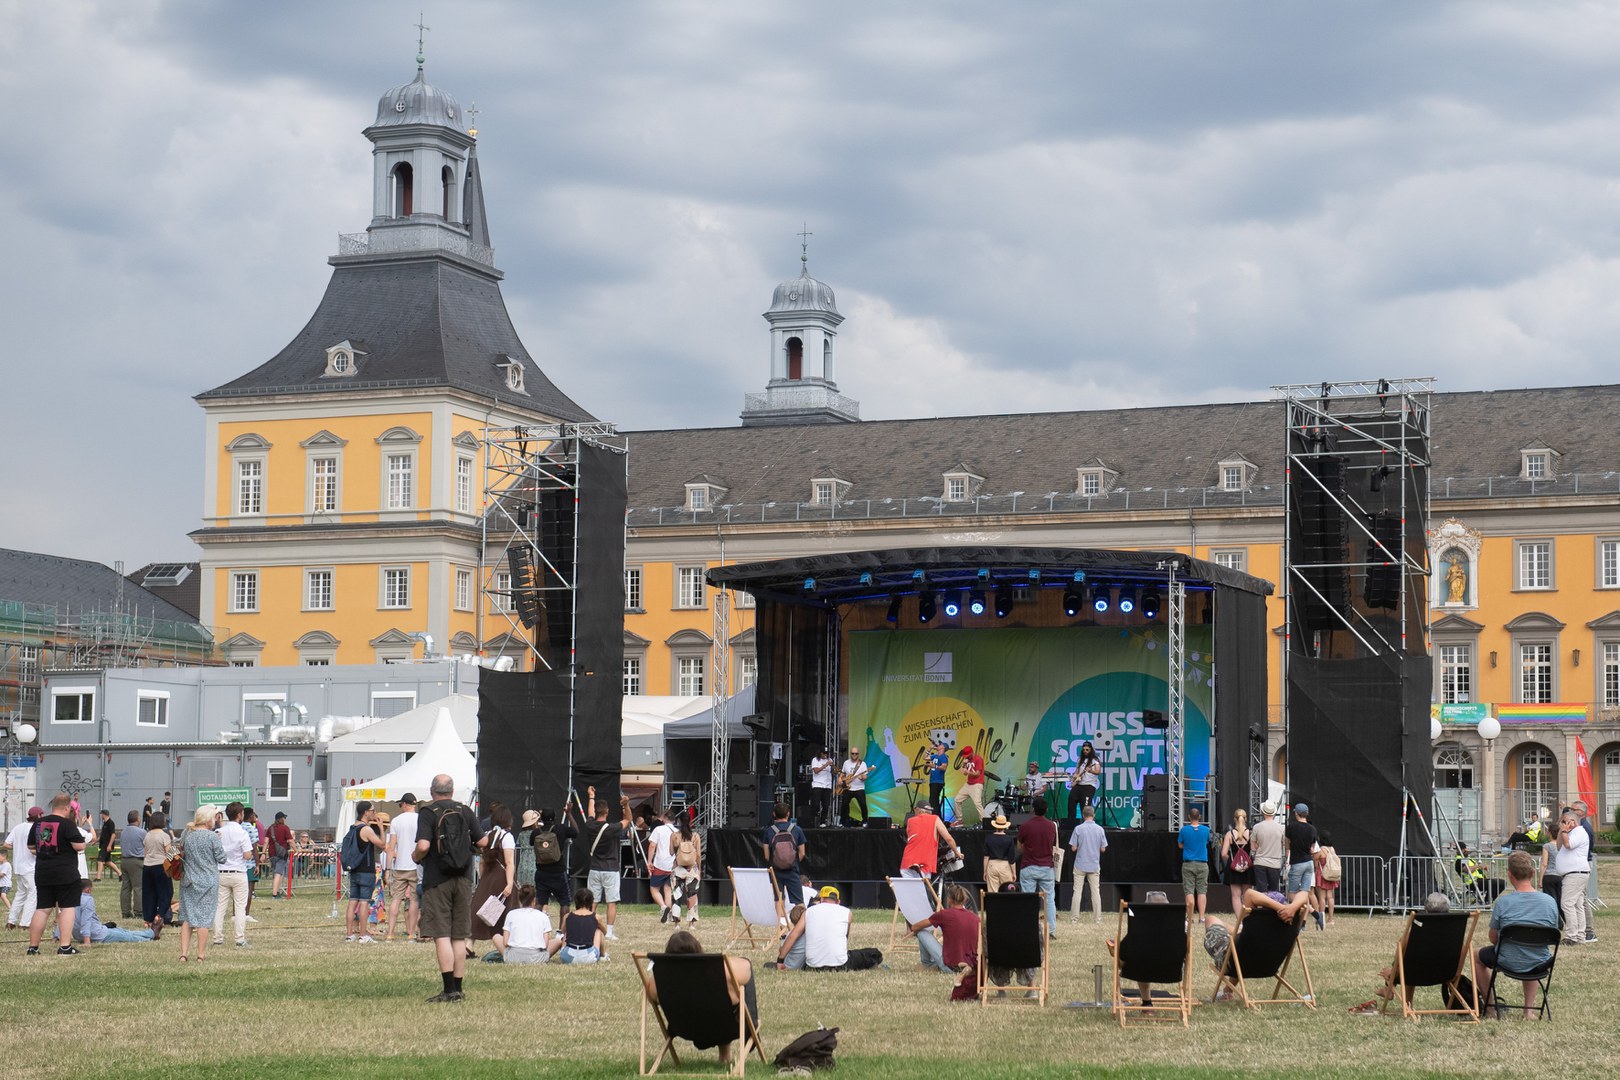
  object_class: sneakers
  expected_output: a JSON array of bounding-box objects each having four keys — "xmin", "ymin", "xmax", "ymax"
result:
[
  {"xmin": 1312, "ymin": 911, "xmax": 1325, "ymax": 931},
  {"xmin": 235, "ymin": 941, "xmax": 251, "ymax": 948},
  {"xmin": 605, "ymin": 927, "xmax": 620, "ymax": 941},
  {"xmin": 600, "ymin": 953, "xmax": 613, "ymax": 963},
  {"xmin": 57, "ymin": 945, "xmax": 80, "ymax": 955},
  {"xmin": 25, "ymin": 946, "xmax": 39, "ymax": 955},
  {"xmin": 245, "ymin": 915, "xmax": 259, "ymax": 924},
  {"xmin": 357, "ymin": 935, "xmax": 375, "ymax": 944},
  {"xmin": 660, "ymin": 905, "xmax": 672, "ymax": 924},
  {"xmin": 345, "ymin": 934, "xmax": 358, "ymax": 942},
  {"xmin": 212, "ymin": 937, "xmax": 225, "ymax": 946},
  {"xmin": 150, "ymin": 921, "xmax": 163, "ymax": 941},
  {"xmin": 425, "ymin": 990, "xmax": 464, "ymax": 1004}
]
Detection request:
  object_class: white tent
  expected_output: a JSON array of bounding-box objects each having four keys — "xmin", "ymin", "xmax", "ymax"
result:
[
  {"xmin": 327, "ymin": 693, "xmax": 479, "ymax": 753},
  {"xmin": 335, "ymin": 706, "xmax": 477, "ymax": 836}
]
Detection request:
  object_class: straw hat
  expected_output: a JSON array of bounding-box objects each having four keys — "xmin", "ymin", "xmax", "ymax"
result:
[
  {"xmin": 521, "ymin": 809, "xmax": 541, "ymax": 828},
  {"xmin": 990, "ymin": 814, "xmax": 1010, "ymax": 829}
]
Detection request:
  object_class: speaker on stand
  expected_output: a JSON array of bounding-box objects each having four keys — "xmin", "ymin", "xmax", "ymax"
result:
[
  {"xmin": 728, "ymin": 773, "xmax": 760, "ymax": 828},
  {"xmin": 1141, "ymin": 774, "xmax": 1169, "ymax": 830}
]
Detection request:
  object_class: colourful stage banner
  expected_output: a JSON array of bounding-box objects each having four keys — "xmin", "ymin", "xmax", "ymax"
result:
[
  {"xmin": 1494, "ymin": 703, "xmax": 1588, "ymax": 724},
  {"xmin": 846, "ymin": 626, "xmax": 1213, "ymax": 823},
  {"xmin": 1432, "ymin": 703, "xmax": 1490, "ymax": 725}
]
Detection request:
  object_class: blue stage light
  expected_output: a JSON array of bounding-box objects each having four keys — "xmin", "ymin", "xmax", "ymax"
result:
[
  {"xmin": 943, "ymin": 591, "xmax": 962, "ymax": 618},
  {"xmin": 1118, "ymin": 588, "xmax": 1136, "ymax": 614},
  {"xmin": 968, "ymin": 589, "xmax": 987, "ymax": 616},
  {"xmin": 1092, "ymin": 588, "xmax": 1110, "ymax": 613}
]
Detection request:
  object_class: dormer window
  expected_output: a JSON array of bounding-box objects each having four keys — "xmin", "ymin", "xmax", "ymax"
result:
[
  {"xmin": 942, "ymin": 466, "xmax": 983, "ymax": 503},
  {"xmin": 497, "ymin": 356, "xmax": 528, "ymax": 395},
  {"xmin": 1076, "ymin": 463, "xmax": 1119, "ymax": 497},
  {"xmin": 684, "ymin": 476, "xmax": 727, "ymax": 513},
  {"xmin": 811, "ymin": 477, "xmax": 850, "ymax": 507},
  {"xmin": 1217, "ymin": 458, "xmax": 1255, "ymax": 493},
  {"xmin": 1520, "ymin": 446, "xmax": 1558, "ymax": 481},
  {"xmin": 323, "ymin": 340, "xmax": 365, "ymax": 378}
]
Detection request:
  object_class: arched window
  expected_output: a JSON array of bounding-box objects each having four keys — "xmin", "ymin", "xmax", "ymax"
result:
[
  {"xmin": 785, "ymin": 336, "xmax": 803, "ymax": 381},
  {"xmin": 1517, "ymin": 745, "xmax": 1557, "ymax": 825},
  {"xmin": 822, "ymin": 337, "xmax": 831, "ymax": 374},
  {"xmin": 442, "ymin": 165, "xmax": 454, "ymax": 219},
  {"xmin": 1433, "ymin": 742, "xmax": 1474, "ymax": 789},
  {"xmin": 1273, "ymin": 746, "xmax": 1287, "ymax": 784},
  {"xmin": 391, "ymin": 162, "xmax": 414, "ymax": 218},
  {"xmin": 1601, "ymin": 745, "xmax": 1620, "ymax": 823}
]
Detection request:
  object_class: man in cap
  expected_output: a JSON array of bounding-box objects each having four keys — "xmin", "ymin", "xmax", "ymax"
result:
[
  {"xmin": 1250, "ymin": 801, "xmax": 1286, "ymax": 894},
  {"xmin": 1284, "ymin": 803, "xmax": 1320, "ymax": 926},
  {"xmin": 386, "ymin": 794, "xmax": 420, "ymax": 941},
  {"xmin": 776, "ymin": 885, "xmax": 883, "ymax": 971}
]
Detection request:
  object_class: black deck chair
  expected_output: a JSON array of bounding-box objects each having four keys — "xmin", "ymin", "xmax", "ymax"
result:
[
  {"xmin": 1213, "ymin": 904, "xmax": 1315, "ymax": 1009},
  {"xmin": 634, "ymin": 952, "xmax": 767, "ymax": 1077},
  {"xmin": 977, "ymin": 889, "xmax": 1048, "ymax": 1006},
  {"xmin": 1482, "ymin": 924, "xmax": 1561, "ymax": 1022},
  {"xmin": 1112, "ymin": 901, "xmax": 1192, "ymax": 1027},
  {"xmin": 1378, "ymin": 911, "xmax": 1480, "ymax": 1022}
]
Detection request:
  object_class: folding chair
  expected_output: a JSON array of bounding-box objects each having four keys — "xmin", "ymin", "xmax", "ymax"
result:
[
  {"xmin": 977, "ymin": 889, "xmax": 1048, "ymax": 1006},
  {"xmin": 1112, "ymin": 901, "xmax": 1192, "ymax": 1027},
  {"xmin": 634, "ymin": 952, "xmax": 767, "ymax": 1078},
  {"xmin": 1482, "ymin": 924, "xmax": 1561, "ymax": 1022},
  {"xmin": 1212, "ymin": 904, "xmax": 1315, "ymax": 1009},
  {"xmin": 1377, "ymin": 911, "xmax": 1479, "ymax": 1022}
]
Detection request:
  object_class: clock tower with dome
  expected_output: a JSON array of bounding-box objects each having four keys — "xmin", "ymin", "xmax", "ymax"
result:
[{"xmin": 740, "ymin": 245, "xmax": 860, "ymax": 426}]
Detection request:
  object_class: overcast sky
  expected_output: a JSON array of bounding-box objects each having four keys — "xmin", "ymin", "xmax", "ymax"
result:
[{"xmin": 7, "ymin": 1, "xmax": 1620, "ymax": 568}]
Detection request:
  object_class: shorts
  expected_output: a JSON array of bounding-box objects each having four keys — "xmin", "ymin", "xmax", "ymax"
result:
[
  {"xmin": 1204, "ymin": 922, "xmax": 1231, "ymax": 965},
  {"xmin": 388, "ymin": 869, "xmax": 418, "ymax": 903},
  {"xmin": 348, "ymin": 872, "xmax": 376, "ymax": 901},
  {"xmin": 534, "ymin": 874, "xmax": 569, "ymax": 910},
  {"xmin": 420, "ymin": 877, "xmax": 473, "ymax": 940},
  {"xmin": 36, "ymin": 879, "xmax": 83, "ymax": 910},
  {"xmin": 505, "ymin": 945, "xmax": 549, "ymax": 965},
  {"xmin": 587, "ymin": 869, "xmax": 621, "ymax": 904},
  {"xmin": 650, "ymin": 872, "xmax": 672, "ymax": 890},
  {"xmin": 271, "ymin": 856, "xmax": 289, "ymax": 877},
  {"xmin": 1182, "ymin": 860, "xmax": 1210, "ymax": 895},
  {"xmin": 98, "ymin": 851, "xmax": 115, "ymax": 866}
]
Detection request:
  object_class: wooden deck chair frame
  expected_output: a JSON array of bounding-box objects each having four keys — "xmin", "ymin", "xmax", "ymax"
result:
[
  {"xmin": 1112, "ymin": 900, "xmax": 1192, "ymax": 1027},
  {"xmin": 887, "ymin": 874, "xmax": 941, "ymax": 950},
  {"xmin": 976, "ymin": 888, "xmax": 1050, "ymax": 1007},
  {"xmin": 1378, "ymin": 910, "xmax": 1480, "ymax": 1022},
  {"xmin": 634, "ymin": 952, "xmax": 767, "ymax": 1078},
  {"xmin": 1211, "ymin": 904, "xmax": 1316, "ymax": 1009},
  {"xmin": 724, "ymin": 865, "xmax": 782, "ymax": 952}
]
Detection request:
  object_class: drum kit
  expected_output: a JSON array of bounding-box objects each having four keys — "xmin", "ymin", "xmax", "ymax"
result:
[{"xmin": 991, "ymin": 770, "xmax": 1070, "ymax": 815}]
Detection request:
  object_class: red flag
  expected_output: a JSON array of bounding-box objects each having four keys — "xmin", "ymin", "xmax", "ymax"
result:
[{"xmin": 1574, "ymin": 736, "xmax": 1599, "ymax": 819}]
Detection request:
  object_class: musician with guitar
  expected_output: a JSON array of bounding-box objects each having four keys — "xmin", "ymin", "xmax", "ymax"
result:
[
  {"xmin": 807, "ymin": 747, "xmax": 835, "ymax": 827},
  {"xmin": 837, "ymin": 748, "xmax": 872, "ymax": 828},
  {"xmin": 957, "ymin": 746, "xmax": 989, "ymax": 826},
  {"xmin": 1066, "ymin": 741, "xmax": 1102, "ymax": 821}
]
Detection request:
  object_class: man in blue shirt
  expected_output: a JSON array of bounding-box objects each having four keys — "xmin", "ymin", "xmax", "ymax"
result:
[
  {"xmin": 59, "ymin": 880, "xmax": 157, "ymax": 945},
  {"xmin": 927, "ymin": 741, "xmax": 950, "ymax": 813},
  {"xmin": 1177, "ymin": 807, "xmax": 1212, "ymax": 921},
  {"xmin": 1472, "ymin": 850, "xmax": 1559, "ymax": 1019}
]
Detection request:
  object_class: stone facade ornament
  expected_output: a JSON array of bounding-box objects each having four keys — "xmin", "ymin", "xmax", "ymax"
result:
[{"xmin": 1427, "ymin": 517, "xmax": 1482, "ymax": 609}]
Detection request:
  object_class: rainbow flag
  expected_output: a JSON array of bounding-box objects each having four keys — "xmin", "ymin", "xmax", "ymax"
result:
[{"xmin": 1495, "ymin": 703, "xmax": 1588, "ymax": 724}]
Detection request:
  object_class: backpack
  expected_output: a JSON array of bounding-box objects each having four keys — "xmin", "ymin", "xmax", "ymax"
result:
[
  {"xmin": 769, "ymin": 824, "xmax": 799, "ymax": 871},
  {"xmin": 1229, "ymin": 844, "xmax": 1252, "ymax": 874},
  {"xmin": 533, "ymin": 827, "xmax": 561, "ymax": 866},
  {"xmin": 432, "ymin": 803, "xmax": 474, "ymax": 875},
  {"xmin": 1320, "ymin": 847, "xmax": 1341, "ymax": 882},
  {"xmin": 774, "ymin": 1027, "xmax": 838, "ymax": 1072},
  {"xmin": 675, "ymin": 833, "xmax": 698, "ymax": 869},
  {"xmin": 339, "ymin": 824, "xmax": 369, "ymax": 872}
]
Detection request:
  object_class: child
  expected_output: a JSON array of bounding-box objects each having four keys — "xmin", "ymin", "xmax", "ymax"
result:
[
  {"xmin": 555, "ymin": 887, "xmax": 608, "ymax": 964},
  {"xmin": 0, "ymin": 851, "xmax": 11, "ymax": 909},
  {"xmin": 780, "ymin": 905, "xmax": 807, "ymax": 969},
  {"xmin": 495, "ymin": 884, "xmax": 553, "ymax": 965}
]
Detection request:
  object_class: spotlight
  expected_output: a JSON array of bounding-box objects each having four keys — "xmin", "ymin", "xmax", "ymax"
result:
[
  {"xmin": 1370, "ymin": 464, "xmax": 1391, "ymax": 493},
  {"xmin": 943, "ymin": 591, "xmax": 962, "ymax": 618},
  {"xmin": 858, "ymin": 572, "xmax": 874, "ymax": 586},
  {"xmin": 1092, "ymin": 587, "xmax": 1110, "ymax": 614},
  {"xmin": 1063, "ymin": 588, "xmax": 1083, "ymax": 617},
  {"xmin": 976, "ymin": 568, "xmax": 991, "ymax": 582},
  {"xmin": 968, "ymin": 589, "xmax": 987, "ymax": 616},
  {"xmin": 886, "ymin": 596, "xmax": 902, "ymax": 623},
  {"xmin": 918, "ymin": 590, "xmax": 937, "ymax": 623},
  {"xmin": 1140, "ymin": 588, "xmax": 1161, "ymax": 619},
  {"xmin": 1117, "ymin": 587, "xmax": 1136, "ymax": 615},
  {"xmin": 803, "ymin": 577, "xmax": 816, "ymax": 591},
  {"xmin": 994, "ymin": 588, "xmax": 1012, "ymax": 618}
]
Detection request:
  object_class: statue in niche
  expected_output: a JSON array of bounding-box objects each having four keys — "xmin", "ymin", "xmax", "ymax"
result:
[{"xmin": 1444, "ymin": 549, "xmax": 1469, "ymax": 605}]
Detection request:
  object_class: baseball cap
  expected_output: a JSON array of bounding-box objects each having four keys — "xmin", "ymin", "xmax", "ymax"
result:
[
  {"xmin": 399, "ymin": 793, "xmax": 417, "ymax": 806},
  {"xmin": 26, "ymin": 806, "xmax": 42, "ymax": 820},
  {"xmin": 818, "ymin": 885, "xmax": 840, "ymax": 901},
  {"xmin": 274, "ymin": 811, "xmax": 287, "ymax": 820},
  {"xmin": 1293, "ymin": 802, "xmax": 1309, "ymax": 815},
  {"xmin": 1258, "ymin": 801, "xmax": 1276, "ymax": 816}
]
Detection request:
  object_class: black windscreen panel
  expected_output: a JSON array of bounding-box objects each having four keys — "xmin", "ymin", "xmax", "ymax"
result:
[
  {"xmin": 1213, "ymin": 587, "xmax": 1268, "ymax": 830},
  {"xmin": 477, "ymin": 440, "xmax": 626, "ymax": 820}
]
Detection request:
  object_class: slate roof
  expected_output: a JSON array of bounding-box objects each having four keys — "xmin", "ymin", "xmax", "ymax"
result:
[
  {"xmin": 125, "ymin": 562, "xmax": 202, "ymax": 621},
  {"xmin": 622, "ymin": 384, "xmax": 1620, "ymax": 519},
  {"xmin": 196, "ymin": 257, "xmax": 592, "ymax": 422},
  {"xmin": 0, "ymin": 549, "xmax": 208, "ymax": 634}
]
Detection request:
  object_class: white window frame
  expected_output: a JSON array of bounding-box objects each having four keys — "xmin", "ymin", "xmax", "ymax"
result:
[
  {"xmin": 304, "ymin": 568, "xmax": 334, "ymax": 612},
  {"xmin": 229, "ymin": 570, "xmax": 259, "ymax": 613},
  {"xmin": 303, "ymin": 658, "xmax": 331, "ymax": 667},
  {"xmin": 491, "ymin": 570, "xmax": 515, "ymax": 612},
  {"xmin": 455, "ymin": 567, "xmax": 473, "ymax": 612},
  {"xmin": 1524, "ymin": 452, "xmax": 1547, "ymax": 480},
  {"xmin": 50, "ymin": 686, "xmax": 96, "ymax": 725},
  {"xmin": 241, "ymin": 692, "xmax": 286, "ymax": 726},
  {"xmin": 1439, "ymin": 644, "xmax": 1473, "ymax": 705},
  {"xmin": 136, "ymin": 689, "xmax": 170, "ymax": 728},
  {"xmin": 1517, "ymin": 642, "xmax": 1555, "ymax": 704},
  {"xmin": 310, "ymin": 454, "xmax": 340, "ymax": 513},
  {"xmin": 1211, "ymin": 549, "xmax": 1247, "ymax": 572},
  {"xmin": 1218, "ymin": 461, "xmax": 1252, "ymax": 493},
  {"xmin": 677, "ymin": 655, "xmax": 705, "ymax": 696},
  {"xmin": 685, "ymin": 484, "xmax": 718, "ymax": 512},
  {"xmin": 266, "ymin": 761, "xmax": 293, "ymax": 802},
  {"xmin": 455, "ymin": 454, "xmax": 474, "ymax": 514},
  {"xmin": 369, "ymin": 690, "xmax": 417, "ymax": 717},
  {"xmin": 386, "ymin": 453, "xmax": 414, "ymax": 510},
  {"xmin": 381, "ymin": 566, "xmax": 411, "ymax": 610},
  {"xmin": 624, "ymin": 566, "xmax": 644, "ymax": 612},
  {"xmin": 1598, "ymin": 539, "xmax": 1619, "ymax": 589},
  {"xmin": 737, "ymin": 652, "xmax": 758, "ymax": 691},
  {"xmin": 733, "ymin": 588, "xmax": 755, "ymax": 609},
  {"xmin": 676, "ymin": 566, "xmax": 707, "ymax": 609},
  {"xmin": 1080, "ymin": 472, "xmax": 1100, "ymax": 496},
  {"xmin": 236, "ymin": 458, "xmax": 263, "ymax": 516},
  {"xmin": 812, "ymin": 480, "xmax": 836, "ymax": 506},
  {"xmin": 1602, "ymin": 640, "xmax": 1620, "ymax": 709},
  {"xmin": 1515, "ymin": 539, "xmax": 1554, "ymax": 591},
  {"xmin": 944, "ymin": 476, "xmax": 968, "ymax": 502},
  {"xmin": 622, "ymin": 656, "xmax": 643, "ymax": 696}
]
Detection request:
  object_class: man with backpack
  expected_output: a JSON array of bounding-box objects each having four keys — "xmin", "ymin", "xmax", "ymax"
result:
[
  {"xmin": 412, "ymin": 774, "xmax": 485, "ymax": 1003},
  {"xmin": 762, "ymin": 802, "xmax": 808, "ymax": 918},
  {"xmin": 341, "ymin": 802, "xmax": 386, "ymax": 943}
]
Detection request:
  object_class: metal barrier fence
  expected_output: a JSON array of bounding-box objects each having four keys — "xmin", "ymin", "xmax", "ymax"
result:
[{"xmin": 1335, "ymin": 851, "xmax": 1602, "ymax": 914}]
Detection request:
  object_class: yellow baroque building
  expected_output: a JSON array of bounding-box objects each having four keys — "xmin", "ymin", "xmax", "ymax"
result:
[{"xmin": 192, "ymin": 62, "xmax": 591, "ymax": 669}]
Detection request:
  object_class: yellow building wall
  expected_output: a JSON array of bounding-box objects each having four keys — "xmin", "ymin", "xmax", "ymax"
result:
[
  {"xmin": 624, "ymin": 560, "xmax": 755, "ymax": 696},
  {"xmin": 1467, "ymin": 533, "xmax": 1595, "ymax": 706},
  {"xmin": 215, "ymin": 560, "xmax": 429, "ymax": 666}
]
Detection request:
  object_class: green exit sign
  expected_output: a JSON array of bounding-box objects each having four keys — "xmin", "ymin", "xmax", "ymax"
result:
[{"xmin": 197, "ymin": 787, "xmax": 253, "ymax": 807}]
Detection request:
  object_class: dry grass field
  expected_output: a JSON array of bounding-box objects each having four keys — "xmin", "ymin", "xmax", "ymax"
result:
[{"xmin": 1, "ymin": 865, "xmax": 1615, "ymax": 1079}]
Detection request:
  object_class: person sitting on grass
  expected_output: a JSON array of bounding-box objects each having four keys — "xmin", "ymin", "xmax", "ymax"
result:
[
  {"xmin": 647, "ymin": 930, "xmax": 757, "ymax": 1070},
  {"xmin": 775, "ymin": 885, "xmax": 883, "ymax": 971},
  {"xmin": 906, "ymin": 883, "xmax": 979, "ymax": 974},
  {"xmin": 779, "ymin": 904, "xmax": 808, "ymax": 970},
  {"xmin": 1203, "ymin": 886, "xmax": 1313, "ymax": 1001},
  {"xmin": 57, "ymin": 879, "xmax": 158, "ymax": 945},
  {"xmin": 555, "ymin": 887, "xmax": 609, "ymax": 965},
  {"xmin": 1472, "ymin": 850, "xmax": 1560, "ymax": 1020},
  {"xmin": 493, "ymin": 884, "xmax": 553, "ymax": 965}
]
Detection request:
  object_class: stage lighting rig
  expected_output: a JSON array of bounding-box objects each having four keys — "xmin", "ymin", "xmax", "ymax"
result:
[
  {"xmin": 918, "ymin": 589, "xmax": 937, "ymax": 623},
  {"xmin": 1091, "ymin": 587, "xmax": 1110, "ymax": 614},
  {"xmin": 968, "ymin": 589, "xmax": 987, "ymax": 616},
  {"xmin": 943, "ymin": 590, "xmax": 963, "ymax": 618},
  {"xmin": 1062, "ymin": 588, "xmax": 1083, "ymax": 617},
  {"xmin": 886, "ymin": 596, "xmax": 902, "ymax": 623},
  {"xmin": 1140, "ymin": 587, "xmax": 1161, "ymax": 619},
  {"xmin": 994, "ymin": 588, "xmax": 1012, "ymax": 618},
  {"xmin": 1117, "ymin": 587, "xmax": 1136, "ymax": 614}
]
